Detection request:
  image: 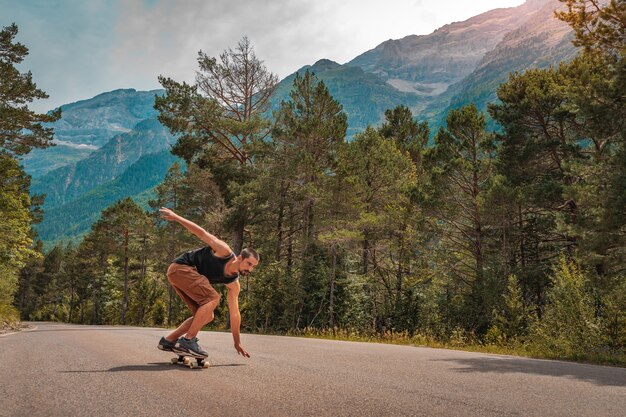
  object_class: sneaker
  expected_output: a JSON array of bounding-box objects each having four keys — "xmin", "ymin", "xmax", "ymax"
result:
[
  {"xmin": 174, "ymin": 337, "xmax": 208, "ymax": 358},
  {"xmin": 157, "ymin": 336, "xmax": 176, "ymax": 352}
]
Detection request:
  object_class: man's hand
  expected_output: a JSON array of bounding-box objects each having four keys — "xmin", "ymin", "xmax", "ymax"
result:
[
  {"xmin": 234, "ymin": 342, "xmax": 250, "ymax": 358},
  {"xmin": 159, "ymin": 207, "xmax": 179, "ymax": 221}
]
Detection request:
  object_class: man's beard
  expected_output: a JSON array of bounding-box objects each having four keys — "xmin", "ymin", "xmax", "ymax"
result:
[{"xmin": 239, "ymin": 270, "xmax": 249, "ymax": 276}]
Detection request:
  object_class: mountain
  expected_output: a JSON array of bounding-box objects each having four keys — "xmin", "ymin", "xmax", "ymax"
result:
[
  {"xmin": 31, "ymin": 118, "xmax": 175, "ymax": 209},
  {"xmin": 21, "ymin": 145, "xmax": 94, "ymax": 178},
  {"xmin": 269, "ymin": 1, "xmax": 576, "ymax": 136},
  {"xmin": 348, "ymin": 0, "xmax": 545, "ymax": 97},
  {"xmin": 21, "ymin": 88, "xmax": 164, "ymax": 177},
  {"xmin": 422, "ymin": 0, "xmax": 577, "ymax": 127},
  {"xmin": 36, "ymin": 150, "xmax": 180, "ymax": 246},
  {"xmin": 344, "ymin": 0, "xmax": 575, "ymax": 131},
  {"xmin": 272, "ymin": 59, "xmax": 423, "ymax": 138}
]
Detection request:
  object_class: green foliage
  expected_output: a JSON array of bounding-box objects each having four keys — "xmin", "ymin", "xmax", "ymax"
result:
[
  {"xmin": 0, "ymin": 23, "xmax": 60, "ymax": 156},
  {"xmin": 379, "ymin": 105, "xmax": 429, "ymax": 164},
  {"xmin": 489, "ymin": 275, "xmax": 531, "ymax": 345},
  {"xmin": 529, "ymin": 257, "xmax": 604, "ymax": 359},
  {"xmin": 601, "ymin": 277, "xmax": 626, "ymax": 349},
  {"xmin": 424, "ymin": 104, "xmax": 497, "ymax": 333},
  {"xmin": 156, "ymin": 37, "xmax": 278, "ymax": 252},
  {"xmin": 0, "ymin": 149, "xmax": 41, "ymax": 325},
  {"xmin": 556, "ymin": 0, "xmax": 626, "ymax": 55},
  {"xmin": 0, "ymin": 24, "xmax": 57, "ymax": 325}
]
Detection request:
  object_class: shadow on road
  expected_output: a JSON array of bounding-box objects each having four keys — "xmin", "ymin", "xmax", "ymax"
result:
[
  {"xmin": 435, "ymin": 356, "xmax": 626, "ymax": 387},
  {"xmin": 60, "ymin": 363, "xmax": 247, "ymax": 373}
]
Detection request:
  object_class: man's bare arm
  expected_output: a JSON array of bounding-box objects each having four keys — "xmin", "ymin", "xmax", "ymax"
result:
[
  {"xmin": 226, "ymin": 280, "xmax": 250, "ymax": 357},
  {"xmin": 159, "ymin": 207, "xmax": 231, "ymax": 257}
]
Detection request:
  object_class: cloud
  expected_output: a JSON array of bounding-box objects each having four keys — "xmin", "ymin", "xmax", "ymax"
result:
[{"xmin": 112, "ymin": 0, "xmax": 523, "ymax": 82}]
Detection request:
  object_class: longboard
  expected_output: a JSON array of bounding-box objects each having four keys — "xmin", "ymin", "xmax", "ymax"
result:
[{"xmin": 170, "ymin": 354, "xmax": 210, "ymax": 369}]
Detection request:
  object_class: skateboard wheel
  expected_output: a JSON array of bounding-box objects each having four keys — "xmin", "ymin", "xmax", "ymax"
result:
[
  {"xmin": 170, "ymin": 357, "xmax": 178, "ymax": 364},
  {"xmin": 202, "ymin": 360, "xmax": 210, "ymax": 368}
]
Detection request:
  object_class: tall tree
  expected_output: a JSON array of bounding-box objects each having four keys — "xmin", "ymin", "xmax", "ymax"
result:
[
  {"xmin": 555, "ymin": 0, "xmax": 626, "ymax": 280},
  {"xmin": 378, "ymin": 106, "xmax": 431, "ymax": 312},
  {"xmin": 0, "ymin": 23, "xmax": 59, "ymax": 321},
  {"xmin": 92, "ymin": 198, "xmax": 152, "ymax": 325},
  {"xmin": 0, "ymin": 153, "xmax": 40, "ymax": 320},
  {"xmin": 427, "ymin": 104, "xmax": 496, "ymax": 284},
  {"xmin": 265, "ymin": 70, "xmax": 347, "ymax": 327},
  {"xmin": 488, "ymin": 66, "xmax": 584, "ymax": 310},
  {"xmin": 336, "ymin": 126, "xmax": 417, "ymax": 329},
  {"xmin": 155, "ymin": 37, "xmax": 278, "ymax": 252},
  {"xmin": 0, "ymin": 23, "xmax": 60, "ymax": 156},
  {"xmin": 272, "ymin": 70, "xmax": 348, "ymax": 249}
]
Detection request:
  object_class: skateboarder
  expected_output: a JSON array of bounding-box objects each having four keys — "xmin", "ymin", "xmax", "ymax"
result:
[{"xmin": 157, "ymin": 207, "xmax": 258, "ymax": 358}]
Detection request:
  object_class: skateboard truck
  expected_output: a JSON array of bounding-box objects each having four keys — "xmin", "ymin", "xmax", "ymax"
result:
[{"xmin": 171, "ymin": 355, "xmax": 210, "ymax": 369}]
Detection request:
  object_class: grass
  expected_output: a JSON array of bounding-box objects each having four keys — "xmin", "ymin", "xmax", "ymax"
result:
[{"xmin": 286, "ymin": 327, "xmax": 626, "ymax": 367}]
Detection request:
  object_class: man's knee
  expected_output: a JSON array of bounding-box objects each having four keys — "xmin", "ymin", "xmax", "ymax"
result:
[{"xmin": 209, "ymin": 291, "xmax": 221, "ymax": 306}]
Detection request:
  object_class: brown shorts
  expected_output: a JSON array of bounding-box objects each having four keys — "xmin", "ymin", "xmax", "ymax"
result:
[{"xmin": 166, "ymin": 263, "xmax": 220, "ymax": 314}]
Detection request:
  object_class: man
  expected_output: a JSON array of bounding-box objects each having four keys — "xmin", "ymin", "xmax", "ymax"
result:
[{"xmin": 157, "ymin": 207, "xmax": 259, "ymax": 358}]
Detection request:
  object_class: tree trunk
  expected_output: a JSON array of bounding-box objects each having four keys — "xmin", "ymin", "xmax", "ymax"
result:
[
  {"xmin": 362, "ymin": 237, "xmax": 369, "ymax": 274},
  {"xmin": 329, "ymin": 244, "xmax": 337, "ymax": 328},
  {"xmin": 233, "ymin": 220, "xmax": 245, "ymax": 254},
  {"xmin": 121, "ymin": 230, "xmax": 130, "ymax": 325},
  {"xmin": 275, "ymin": 183, "xmax": 286, "ymax": 261},
  {"xmin": 396, "ymin": 235, "xmax": 404, "ymax": 306},
  {"xmin": 69, "ymin": 282, "xmax": 75, "ymax": 323},
  {"xmin": 517, "ymin": 204, "xmax": 526, "ymax": 268},
  {"xmin": 287, "ymin": 205, "xmax": 294, "ymax": 276},
  {"xmin": 304, "ymin": 198, "xmax": 314, "ymax": 251}
]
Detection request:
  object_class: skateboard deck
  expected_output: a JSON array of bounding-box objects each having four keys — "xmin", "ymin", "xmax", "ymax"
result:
[{"xmin": 171, "ymin": 354, "xmax": 210, "ymax": 369}]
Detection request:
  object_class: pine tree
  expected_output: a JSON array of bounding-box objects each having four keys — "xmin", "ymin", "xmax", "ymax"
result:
[
  {"xmin": 155, "ymin": 37, "xmax": 278, "ymax": 252},
  {"xmin": 272, "ymin": 71, "xmax": 347, "ymax": 248},
  {"xmin": 426, "ymin": 104, "xmax": 495, "ymax": 284},
  {"xmin": 92, "ymin": 198, "xmax": 153, "ymax": 324},
  {"xmin": 0, "ymin": 23, "xmax": 59, "ymax": 323},
  {"xmin": 0, "ymin": 24, "xmax": 60, "ymax": 156},
  {"xmin": 262, "ymin": 70, "xmax": 348, "ymax": 328}
]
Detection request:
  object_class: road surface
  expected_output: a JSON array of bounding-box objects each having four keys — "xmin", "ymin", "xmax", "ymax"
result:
[{"xmin": 0, "ymin": 322, "xmax": 624, "ymax": 416}]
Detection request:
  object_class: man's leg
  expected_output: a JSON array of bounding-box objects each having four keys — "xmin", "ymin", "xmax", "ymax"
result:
[
  {"xmin": 165, "ymin": 263, "xmax": 221, "ymax": 356},
  {"xmin": 185, "ymin": 295, "xmax": 220, "ymax": 339},
  {"xmin": 166, "ymin": 316, "xmax": 194, "ymax": 342}
]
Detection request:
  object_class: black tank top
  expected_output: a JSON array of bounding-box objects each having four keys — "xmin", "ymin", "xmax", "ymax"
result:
[{"xmin": 173, "ymin": 247, "xmax": 239, "ymax": 285}]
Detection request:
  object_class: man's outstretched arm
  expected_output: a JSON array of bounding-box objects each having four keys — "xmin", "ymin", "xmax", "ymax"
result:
[
  {"xmin": 159, "ymin": 207, "xmax": 232, "ymax": 257},
  {"xmin": 226, "ymin": 280, "xmax": 250, "ymax": 357}
]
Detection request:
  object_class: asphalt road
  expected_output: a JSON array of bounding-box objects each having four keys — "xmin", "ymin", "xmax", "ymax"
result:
[{"xmin": 0, "ymin": 322, "xmax": 624, "ymax": 417}]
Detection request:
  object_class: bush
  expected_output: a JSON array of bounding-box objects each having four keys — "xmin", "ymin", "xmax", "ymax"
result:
[
  {"xmin": 601, "ymin": 278, "xmax": 626, "ymax": 349},
  {"xmin": 528, "ymin": 256, "xmax": 604, "ymax": 359},
  {"xmin": 0, "ymin": 304, "xmax": 20, "ymax": 330},
  {"xmin": 491, "ymin": 275, "xmax": 531, "ymax": 345}
]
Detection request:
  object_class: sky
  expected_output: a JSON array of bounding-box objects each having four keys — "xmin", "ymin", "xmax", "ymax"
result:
[{"xmin": 2, "ymin": 0, "xmax": 525, "ymax": 112}]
